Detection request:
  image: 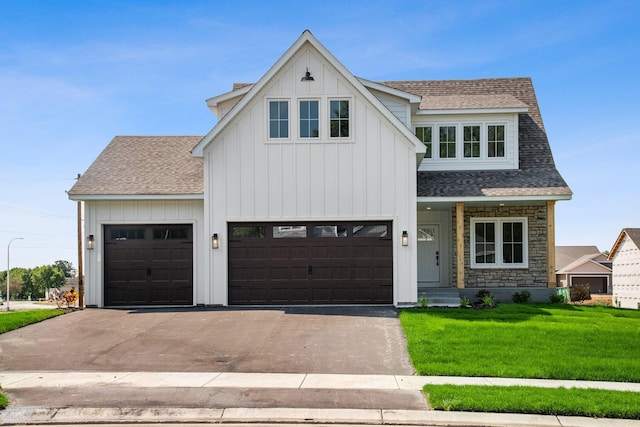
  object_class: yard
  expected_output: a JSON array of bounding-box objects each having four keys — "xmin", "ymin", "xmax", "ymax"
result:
[{"xmin": 400, "ymin": 303, "xmax": 640, "ymax": 418}]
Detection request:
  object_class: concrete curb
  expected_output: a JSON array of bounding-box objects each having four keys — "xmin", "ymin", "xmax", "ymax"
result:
[{"xmin": 2, "ymin": 406, "xmax": 639, "ymax": 426}]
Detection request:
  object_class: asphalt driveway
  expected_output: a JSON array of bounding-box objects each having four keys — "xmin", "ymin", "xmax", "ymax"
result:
[{"xmin": 0, "ymin": 306, "xmax": 414, "ymax": 375}]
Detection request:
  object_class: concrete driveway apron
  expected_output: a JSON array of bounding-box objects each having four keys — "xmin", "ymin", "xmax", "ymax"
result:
[{"xmin": 0, "ymin": 306, "xmax": 413, "ymax": 375}]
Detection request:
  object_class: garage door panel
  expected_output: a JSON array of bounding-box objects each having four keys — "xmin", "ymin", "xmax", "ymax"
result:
[
  {"xmin": 104, "ymin": 225, "xmax": 193, "ymax": 306},
  {"xmin": 228, "ymin": 221, "xmax": 393, "ymax": 305}
]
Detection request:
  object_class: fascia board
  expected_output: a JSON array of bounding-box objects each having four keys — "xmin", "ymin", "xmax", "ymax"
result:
[
  {"xmin": 417, "ymin": 194, "xmax": 573, "ymax": 203},
  {"xmin": 417, "ymin": 107, "xmax": 529, "ymax": 115},
  {"xmin": 68, "ymin": 194, "xmax": 204, "ymax": 201}
]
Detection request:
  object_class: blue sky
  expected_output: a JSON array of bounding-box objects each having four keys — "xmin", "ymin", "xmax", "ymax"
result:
[{"xmin": 1, "ymin": 0, "xmax": 638, "ymax": 269}]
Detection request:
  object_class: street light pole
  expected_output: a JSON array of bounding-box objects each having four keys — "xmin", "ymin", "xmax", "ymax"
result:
[{"xmin": 6, "ymin": 237, "xmax": 24, "ymax": 311}]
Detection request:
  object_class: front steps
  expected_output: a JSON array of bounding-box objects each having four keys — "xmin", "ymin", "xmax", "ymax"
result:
[{"xmin": 419, "ymin": 288, "xmax": 461, "ymax": 308}]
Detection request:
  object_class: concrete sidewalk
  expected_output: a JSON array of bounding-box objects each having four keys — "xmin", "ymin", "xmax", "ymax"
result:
[{"xmin": 1, "ymin": 371, "xmax": 639, "ymax": 426}]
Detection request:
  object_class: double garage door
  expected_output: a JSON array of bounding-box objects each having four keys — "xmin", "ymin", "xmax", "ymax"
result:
[
  {"xmin": 228, "ymin": 221, "xmax": 393, "ymax": 305},
  {"xmin": 104, "ymin": 225, "xmax": 193, "ymax": 306}
]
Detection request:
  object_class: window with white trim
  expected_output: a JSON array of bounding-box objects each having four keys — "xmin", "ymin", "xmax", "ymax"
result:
[
  {"xmin": 329, "ymin": 99, "xmax": 350, "ymax": 138},
  {"xmin": 269, "ymin": 100, "xmax": 289, "ymax": 139},
  {"xmin": 488, "ymin": 125, "xmax": 505, "ymax": 158},
  {"xmin": 439, "ymin": 126, "xmax": 456, "ymax": 158},
  {"xmin": 463, "ymin": 125, "xmax": 481, "ymax": 158},
  {"xmin": 415, "ymin": 126, "xmax": 432, "ymax": 158},
  {"xmin": 299, "ymin": 100, "xmax": 319, "ymax": 138},
  {"xmin": 471, "ymin": 217, "xmax": 528, "ymax": 268}
]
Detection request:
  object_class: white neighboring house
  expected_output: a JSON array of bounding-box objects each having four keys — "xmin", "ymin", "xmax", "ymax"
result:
[
  {"xmin": 68, "ymin": 30, "xmax": 572, "ymax": 308},
  {"xmin": 608, "ymin": 228, "xmax": 640, "ymax": 309}
]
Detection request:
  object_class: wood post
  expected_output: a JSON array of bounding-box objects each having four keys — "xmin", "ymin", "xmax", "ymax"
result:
[
  {"xmin": 456, "ymin": 202, "xmax": 465, "ymax": 289},
  {"xmin": 546, "ymin": 201, "xmax": 556, "ymax": 288}
]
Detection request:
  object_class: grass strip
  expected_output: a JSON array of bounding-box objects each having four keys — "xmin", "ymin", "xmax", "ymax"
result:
[
  {"xmin": 424, "ymin": 384, "xmax": 640, "ymax": 420},
  {"xmin": 400, "ymin": 304, "xmax": 640, "ymax": 382},
  {"xmin": 0, "ymin": 309, "xmax": 65, "ymax": 334},
  {"xmin": 0, "ymin": 390, "xmax": 7, "ymax": 409}
]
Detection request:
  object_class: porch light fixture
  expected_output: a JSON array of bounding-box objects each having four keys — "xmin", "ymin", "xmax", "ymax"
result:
[
  {"xmin": 402, "ymin": 230, "xmax": 409, "ymax": 246},
  {"xmin": 212, "ymin": 233, "xmax": 219, "ymax": 249},
  {"xmin": 87, "ymin": 235, "xmax": 94, "ymax": 250},
  {"xmin": 301, "ymin": 68, "xmax": 314, "ymax": 81}
]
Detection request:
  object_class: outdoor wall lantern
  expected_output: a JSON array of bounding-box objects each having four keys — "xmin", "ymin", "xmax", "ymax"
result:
[
  {"xmin": 212, "ymin": 233, "xmax": 219, "ymax": 249},
  {"xmin": 87, "ymin": 234, "xmax": 95, "ymax": 250},
  {"xmin": 301, "ymin": 67, "xmax": 314, "ymax": 81},
  {"xmin": 402, "ymin": 230, "xmax": 409, "ymax": 246}
]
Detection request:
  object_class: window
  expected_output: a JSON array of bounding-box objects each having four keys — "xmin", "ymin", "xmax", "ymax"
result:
[
  {"xmin": 439, "ymin": 126, "xmax": 456, "ymax": 158},
  {"xmin": 232, "ymin": 226, "xmax": 266, "ymax": 238},
  {"xmin": 273, "ymin": 225, "xmax": 307, "ymax": 238},
  {"xmin": 330, "ymin": 100, "xmax": 349, "ymax": 138},
  {"xmin": 415, "ymin": 126, "xmax": 432, "ymax": 158},
  {"xmin": 269, "ymin": 100, "xmax": 289, "ymax": 138},
  {"xmin": 471, "ymin": 218, "xmax": 527, "ymax": 268},
  {"xmin": 353, "ymin": 224, "xmax": 388, "ymax": 238},
  {"xmin": 488, "ymin": 125, "xmax": 505, "ymax": 158},
  {"xmin": 463, "ymin": 125, "xmax": 480, "ymax": 158},
  {"xmin": 299, "ymin": 100, "xmax": 319, "ymax": 138}
]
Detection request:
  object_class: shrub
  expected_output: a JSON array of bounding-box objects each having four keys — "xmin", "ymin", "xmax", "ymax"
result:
[
  {"xmin": 481, "ymin": 294, "xmax": 496, "ymax": 307},
  {"xmin": 570, "ymin": 284, "xmax": 591, "ymax": 302},
  {"xmin": 475, "ymin": 289, "xmax": 491, "ymax": 302},
  {"xmin": 549, "ymin": 293, "xmax": 566, "ymax": 304},
  {"xmin": 512, "ymin": 290, "xmax": 531, "ymax": 304},
  {"xmin": 460, "ymin": 296, "xmax": 472, "ymax": 307}
]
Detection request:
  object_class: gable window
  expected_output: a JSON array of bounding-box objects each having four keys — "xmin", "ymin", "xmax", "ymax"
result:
[
  {"xmin": 463, "ymin": 125, "xmax": 481, "ymax": 158},
  {"xmin": 299, "ymin": 100, "xmax": 319, "ymax": 138},
  {"xmin": 439, "ymin": 126, "xmax": 456, "ymax": 158},
  {"xmin": 415, "ymin": 126, "xmax": 432, "ymax": 158},
  {"xmin": 330, "ymin": 99, "xmax": 349, "ymax": 138},
  {"xmin": 471, "ymin": 217, "xmax": 528, "ymax": 268},
  {"xmin": 269, "ymin": 100, "xmax": 289, "ymax": 139},
  {"xmin": 488, "ymin": 125, "xmax": 505, "ymax": 158}
]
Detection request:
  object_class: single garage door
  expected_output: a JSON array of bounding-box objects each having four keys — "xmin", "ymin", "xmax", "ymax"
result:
[
  {"xmin": 228, "ymin": 221, "xmax": 393, "ymax": 305},
  {"xmin": 104, "ymin": 224, "xmax": 193, "ymax": 306}
]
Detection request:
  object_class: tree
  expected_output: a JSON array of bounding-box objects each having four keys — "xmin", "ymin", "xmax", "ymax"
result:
[
  {"xmin": 31, "ymin": 265, "xmax": 65, "ymax": 299},
  {"xmin": 54, "ymin": 260, "xmax": 76, "ymax": 278}
]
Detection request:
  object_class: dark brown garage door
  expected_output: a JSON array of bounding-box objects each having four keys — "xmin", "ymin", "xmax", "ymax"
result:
[
  {"xmin": 228, "ymin": 221, "xmax": 393, "ymax": 305},
  {"xmin": 104, "ymin": 225, "xmax": 193, "ymax": 306}
]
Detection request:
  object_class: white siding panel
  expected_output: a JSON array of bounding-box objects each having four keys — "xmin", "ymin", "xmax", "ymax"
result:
[
  {"xmin": 612, "ymin": 235, "xmax": 640, "ymax": 309},
  {"xmin": 296, "ymin": 145, "xmax": 310, "ymax": 217},
  {"xmin": 281, "ymin": 144, "xmax": 297, "ymax": 217},
  {"xmin": 309, "ymin": 143, "xmax": 325, "ymax": 217},
  {"xmin": 268, "ymin": 144, "xmax": 283, "ymax": 217},
  {"xmin": 365, "ymin": 108, "xmax": 381, "ymax": 214},
  {"xmin": 239, "ymin": 110, "xmax": 255, "ymax": 217},
  {"xmin": 323, "ymin": 144, "xmax": 339, "ymax": 217},
  {"xmin": 337, "ymin": 143, "xmax": 353, "ymax": 216}
]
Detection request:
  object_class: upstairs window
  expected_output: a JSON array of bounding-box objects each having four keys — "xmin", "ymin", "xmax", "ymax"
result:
[
  {"xmin": 415, "ymin": 126, "xmax": 432, "ymax": 158},
  {"xmin": 269, "ymin": 100, "xmax": 289, "ymax": 139},
  {"xmin": 463, "ymin": 125, "xmax": 481, "ymax": 158},
  {"xmin": 439, "ymin": 126, "xmax": 456, "ymax": 158},
  {"xmin": 299, "ymin": 100, "xmax": 319, "ymax": 138},
  {"xmin": 488, "ymin": 125, "xmax": 505, "ymax": 158},
  {"xmin": 330, "ymin": 100, "xmax": 350, "ymax": 138}
]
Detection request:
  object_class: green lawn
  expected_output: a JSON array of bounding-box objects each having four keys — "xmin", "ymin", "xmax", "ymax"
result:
[
  {"xmin": 424, "ymin": 384, "xmax": 640, "ymax": 420},
  {"xmin": 0, "ymin": 309, "xmax": 65, "ymax": 334},
  {"xmin": 399, "ymin": 304, "xmax": 640, "ymax": 382}
]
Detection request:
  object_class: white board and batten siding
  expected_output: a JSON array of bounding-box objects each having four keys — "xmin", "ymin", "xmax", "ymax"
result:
[
  {"xmin": 611, "ymin": 234, "xmax": 640, "ymax": 309},
  {"xmin": 83, "ymin": 199, "xmax": 205, "ymax": 307},
  {"xmin": 204, "ymin": 45, "xmax": 419, "ymax": 306}
]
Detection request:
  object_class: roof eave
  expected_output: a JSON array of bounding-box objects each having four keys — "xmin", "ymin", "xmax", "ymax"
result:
[
  {"xmin": 68, "ymin": 193, "xmax": 204, "ymax": 201},
  {"xmin": 418, "ymin": 194, "xmax": 572, "ymax": 204},
  {"xmin": 417, "ymin": 107, "xmax": 529, "ymax": 115}
]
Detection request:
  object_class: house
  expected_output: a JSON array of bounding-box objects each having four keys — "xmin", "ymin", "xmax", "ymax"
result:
[
  {"xmin": 68, "ymin": 30, "xmax": 571, "ymax": 308},
  {"xmin": 555, "ymin": 246, "xmax": 612, "ymax": 294},
  {"xmin": 608, "ymin": 228, "xmax": 640, "ymax": 309}
]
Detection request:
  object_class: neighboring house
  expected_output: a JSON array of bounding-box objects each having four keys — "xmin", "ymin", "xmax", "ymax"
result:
[
  {"xmin": 555, "ymin": 246, "xmax": 612, "ymax": 294},
  {"xmin": 68, "ymin": 30, "xmax": 571, "ymax": 308},
  {"xmin": 608, "ymin": 228, "xmax": 640, "ymax": 309}
]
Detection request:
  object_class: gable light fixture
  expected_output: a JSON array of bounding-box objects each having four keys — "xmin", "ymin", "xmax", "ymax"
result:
[
  {"xmin": 301, "ymin": 67, "xmax": 314, "ymax": 81},
  {"xmin": 402, "ymin": 230, "xmax": 409, "ymax": 246},
  {"xmin": 87, "ymin": 234, "xmax": 95, "ymax": 250},
  {"xmin": 212, "ymin": 233, "xmax": 219, "ymax": 249}
]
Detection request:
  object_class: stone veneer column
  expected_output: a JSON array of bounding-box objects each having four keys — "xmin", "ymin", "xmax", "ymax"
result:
[{"xmin": 547, "ymin": 200, "xmax": 556, "ymax": 288}]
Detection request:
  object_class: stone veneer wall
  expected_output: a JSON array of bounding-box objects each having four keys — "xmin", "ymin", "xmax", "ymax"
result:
[{"xmin": 451, "ymin": 204, "xmax": 548, "ymax": 288}]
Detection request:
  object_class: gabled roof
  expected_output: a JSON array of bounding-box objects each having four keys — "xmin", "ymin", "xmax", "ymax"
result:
[
  {"xmin": 608, "ymin": 228, "xmax": 640, "ymax": 260},
  {"xmin": 381, "ymin": 78, "xmax": 572, "ymax": 200},
  {"xmin": 192, "ymin": 30, "xmax": 425, "ymax": 158},
  {"xmin": 68, "ymin": 136, "xmax": 204, "ymax": 200},
  {"xmin": 555, "ymin": 246, "xmax": 604, "ymax": 271}
]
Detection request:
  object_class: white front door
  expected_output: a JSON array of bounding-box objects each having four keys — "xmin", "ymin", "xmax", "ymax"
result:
[{"xmin": 418, "ymin": 225, "xmax": 440, "ymax": 286}]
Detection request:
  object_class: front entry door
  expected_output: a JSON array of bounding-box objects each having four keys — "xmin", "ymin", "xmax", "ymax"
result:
[{"xmin": 418, "ymin": 225, "xmax": 440, "ymax": 286}]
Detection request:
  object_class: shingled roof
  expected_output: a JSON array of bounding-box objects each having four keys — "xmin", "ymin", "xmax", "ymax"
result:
[
  {"xmin": 381, "ymin": 78, "xmax": 572, "ymax": 199},
  {"xmin": 68, "ymin": 136, "xmax": 204, "ymax": 197}
]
